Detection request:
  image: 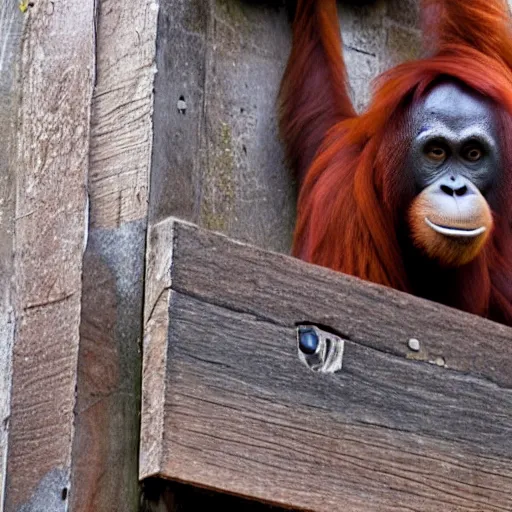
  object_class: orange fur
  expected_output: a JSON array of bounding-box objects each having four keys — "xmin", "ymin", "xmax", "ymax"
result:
[{"xmin": 279, "ymin": 0, "xmax": 512, "ymax": 324}]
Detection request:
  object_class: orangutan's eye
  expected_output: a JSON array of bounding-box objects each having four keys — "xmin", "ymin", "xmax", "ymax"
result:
[
  {"xmin": 425, "ymin": 145, "xmax": 447, "ymax": 162},
  {"xmin": 464, "ymin": 146, "xmax": 483, "ymax": 162}
]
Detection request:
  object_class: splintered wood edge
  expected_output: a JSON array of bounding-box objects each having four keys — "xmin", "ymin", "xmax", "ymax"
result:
[
  {"xmin": 141, "ymin": 218, "xmax": 200, "ymax": 478},
  {"xmin": 140, "ymin": 220, "xmax": 173, "ymax": 478}
]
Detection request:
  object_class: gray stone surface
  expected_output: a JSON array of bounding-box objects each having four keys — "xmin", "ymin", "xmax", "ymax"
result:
[{"xmin": 386, "ymin": 0, "xmax": 420, "ymax": 28}]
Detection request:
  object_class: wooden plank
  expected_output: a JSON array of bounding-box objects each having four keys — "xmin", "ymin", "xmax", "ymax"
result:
[
  {"xmin": 141, "ymin": 218, "xmax": 512, "ymax": 512},
  {"xmin": 159, "ymin": 220, "xmax": 512, "ymax": 389},
  {"xmin": 70, "ymin": 0, "xmax": 158, "ymax": 510},
  {"xmin": 72, "ymin": 225, "xmax": 147, "ymax": 512},
  {"xmin": 87, "ymin": 0, "xmax": 157, "ymax": 229},
  {"xmin": 0, "ymin": 0, "xmax": 24, "ymax": 504},
  {"xmin": 2, "ymin": 0, "xmax": 95, "ymax": 509}
]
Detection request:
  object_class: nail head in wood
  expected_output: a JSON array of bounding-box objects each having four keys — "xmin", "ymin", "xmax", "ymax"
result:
[{"xmin": 408, "ymin": 338, "xmax": 421, "ymax": 352}]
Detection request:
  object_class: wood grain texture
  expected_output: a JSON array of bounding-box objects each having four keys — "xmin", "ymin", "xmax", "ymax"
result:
[
  {"xmin": 73, "ymin": 249, "xmax": 120, "ymax": 511},
  {"xmin": 3, "ymin": 0, "xmax": 95, "ymax": 509},
  {"xmin": 168, "ymin": 221, "xmax": 512, "ymax": 389},
  {"xmin": 141, "ymin": 218, "xmax": 512, "ymax": 512},
  {"xmin": 88, "ymin": 0, "xmax": 158, "ymax": 228},
  {"xmin": 71, "ymin": 0, "xmax": 158, "ymax": 509},
  {"xmin": 72, "ymin": 223, "xmax": 146, "ymax": 512},
  {"xmin": 141, "ymin": 219, "xmax": 177, "ymax": 478},
  {"xmin": 0, "ymin": 0, "xmax": 24, "ymax": 501}
]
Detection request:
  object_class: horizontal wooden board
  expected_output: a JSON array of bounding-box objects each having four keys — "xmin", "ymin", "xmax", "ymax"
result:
[
  {"xmin": 141, "ymin": 218, "xmax": 512, "ymax": 511},
  {"xmin": 166, "ymin": 220, "xmax": 512, "ymax": 389}
]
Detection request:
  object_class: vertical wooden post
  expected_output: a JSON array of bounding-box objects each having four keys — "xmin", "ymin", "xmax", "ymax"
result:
[
  {"xmin": 70, "ymin": 0, "xmax": 158, "ymax": 510},
  {"xmin": 0, "ymin": 0, "xmax": 95, "ymax": 509},
  {"xmin": 0, "ymin": 0, "xmax": 23, "ymax": 504}
]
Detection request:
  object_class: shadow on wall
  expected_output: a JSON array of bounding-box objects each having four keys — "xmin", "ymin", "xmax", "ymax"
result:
[{"xmin": 142, "ymin": 479, "xmax": 295, "ymax": 512}]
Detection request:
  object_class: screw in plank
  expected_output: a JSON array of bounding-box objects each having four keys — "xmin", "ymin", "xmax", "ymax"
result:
[{"xmin": 297, "ymin": 325, "xmax": 345, "ymax": 373}]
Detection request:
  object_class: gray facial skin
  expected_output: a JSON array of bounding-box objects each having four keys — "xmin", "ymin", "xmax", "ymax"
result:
[{"xmin": 410, "ymin": 81, "xmax": 500, "ymax": 197}]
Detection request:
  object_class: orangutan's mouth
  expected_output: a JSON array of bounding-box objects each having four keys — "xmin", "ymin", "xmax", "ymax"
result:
[{"xmin": 425, "ymin": 218, "xmax": 487, "ymax": 238}]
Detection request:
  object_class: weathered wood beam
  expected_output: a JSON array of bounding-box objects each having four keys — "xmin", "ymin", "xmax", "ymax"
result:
[
  {"xmin": 0, "ymin": 0, "xmax": 95, "ymax": 509},
  {"xmin": 0, "ymin": 0, "xmax": 23, "ymax": 503},
  {"xmin": 70, "ymin": 0, "xmax": 158, "ymax": 510},
  {"xmin": 141, "ymin": 218, "xmax": 512, "ymax": 512}
]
